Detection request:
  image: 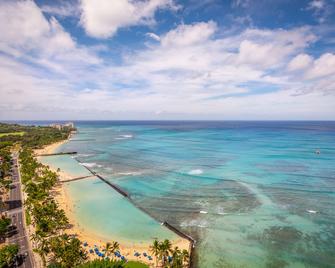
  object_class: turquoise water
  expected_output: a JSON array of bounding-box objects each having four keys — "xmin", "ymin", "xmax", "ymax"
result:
[
  {"xmin": 49, "ymin": 121, "xmax": 334, "ymax": 267},
  {"xmin": 39, "ymin": 155, "xmax": 91, "ymax": 178},
  {"xmin": 39, "ymin": 156, "xmax": 178, "ymax": 245},
  {"xmin": 65, "ymin": 177, "xmax": 177, "ymax": 244}
]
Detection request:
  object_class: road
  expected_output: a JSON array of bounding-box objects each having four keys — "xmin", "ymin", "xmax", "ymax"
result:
[{"xmin": 6, "ymin": 152, "xmax": 34, "ymax": 268}]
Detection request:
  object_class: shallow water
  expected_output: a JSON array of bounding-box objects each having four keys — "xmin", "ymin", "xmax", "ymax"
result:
[
  {"xmin": 49, "ymin": 121, "xmax": 335, "ymax": 267},
  {"xmin": 39, "ymin": 157, "xmax": 178, "ymax": 245}
]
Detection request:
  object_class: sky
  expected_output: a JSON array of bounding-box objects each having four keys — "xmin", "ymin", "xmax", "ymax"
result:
[{"xmin": 0, "ymin": 0, "xmax": 335, "ymax": 120}]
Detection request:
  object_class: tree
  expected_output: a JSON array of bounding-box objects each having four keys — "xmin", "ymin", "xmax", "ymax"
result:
[
  {"xmin": 48, "ymin": 234, "xmax": 87, "ymax": 268},
  {"xmin": 181, "ymin": 249, "xmax": 189, "ymax": 268},
  {"xmin": 32, "ymin": 232, "xmax": 50, "ymax": 267},
  {"xmin": 160, "ymin": 239, "xmax": 172, "ymax": 267},
  {"xmin": 149, "ymin": 239, "xmax": 189, "ymax": 268},
  {"xmin": 170, "ymin": 247, "xmax": 182, "ymax": 268},
  {"xmin": 0, "ymin": 216, "xmax": 11, "ymax": 239},
  {"xmin": 0, "ymin": 244, "xmax": 19, "ymax": 268},
  {"xmin": 103, "ymin": 241, "xmax": 120, "ymax": 259},
  {"xmin": 150, "ymin": 239, "xmax": 160, "ymax": 268}
]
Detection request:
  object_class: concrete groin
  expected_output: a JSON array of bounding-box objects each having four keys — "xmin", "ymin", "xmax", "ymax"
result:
[
  {"xmin": 162, "ymin": 221, "xmax": 196, "ymax": 268},
  {"xmin": 38, "ymin": 151, "xmax": 77, "ymax": 156},
  {"xmin": 96, "ymin": 174, "xmax": 129, "ymax": 198},
  {"xmin": 69, "ymin": 139, "xmax": 96, "ymax": 142},
  {"xmin": 60, "ymin": 175, "xmax": 94, "ymax": 183}
]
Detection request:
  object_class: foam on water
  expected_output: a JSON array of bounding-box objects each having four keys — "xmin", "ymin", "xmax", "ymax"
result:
[
  {"xmin": 188, "ymin": 169, "xmax": 204, "ymax": 175},
  {"xmin": 79, "ymin": 162, "xmax": 103, "ymax": 168}
]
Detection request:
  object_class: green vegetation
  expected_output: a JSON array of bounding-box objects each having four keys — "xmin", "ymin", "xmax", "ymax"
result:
[
  {"xmin": 75, "ymin": 259, "xmax": 125, "ymax": 268},
  {"xmin": 0, "ymin": 216, "xmax": 11, "ymax": 239},
  {"xmin": 0, "ymin": 132, "xmax": 25, "ymax": 138},
  {"xmin": 48, "ymin": 234, "xmax": 87, "ymax": 267},
  {"xmin": 75, "ymin": 260, "xmax": 149, "ymax": 268},
  {"xmin": 0, "ymin": 122, "xmax": 75, "ymax": 267},
  {"xmin": 20, "ymin": 148, "xmax": 82, "ymax": 267},
  {"xmin": 0, "ymin": 244, "xmax": 19, "ymax": 268},
  {"xmin": 0, "ymin": 123, "xmax": 72, "ymax": 149},
  {"xmin": 125, "ymin": 261, "xmax": 149, "ymax": 268},
  {"xmin": 103, "ymin": 241, "xmax": 120, "ymax": 259},
  {"xmin": 149, "ymin": 239, "xmax": 189, "ymax": 268}
]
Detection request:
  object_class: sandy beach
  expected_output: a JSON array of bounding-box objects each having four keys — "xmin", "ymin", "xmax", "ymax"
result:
[{"xmin": 35, "ymin": 139, "xmax": 190, "ymax": 266}]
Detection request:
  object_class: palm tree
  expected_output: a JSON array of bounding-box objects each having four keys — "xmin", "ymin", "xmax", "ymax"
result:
[
  {"xmin": 103, "ymin": 242, "xmax": 112, "ymax": 258},
  {"xmin": 160, "ymin": 239, "xmax": 172, "ymax": 267},
  {"xmin": 105, "ymin": 241, "xmax": 119, "ymax": 259},
  {"xmin": 31, "ymin": 232, "xmax": 50, "ymax": 267},
  {"xmin": 171, "ymin": 246, "xmax": 181, "ymax": 267},
  {"xmin": 181, "ymin": 249, "xmax": 189, "ymax": 268},
  {"xmin": 150, "ymin": 239, "xmax": 161, "ymax": 268}
]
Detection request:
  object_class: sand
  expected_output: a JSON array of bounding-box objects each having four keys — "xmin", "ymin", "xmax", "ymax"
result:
[{"xmin": 35, "ymin": 140, "xmax": 190, "ymax": 266}]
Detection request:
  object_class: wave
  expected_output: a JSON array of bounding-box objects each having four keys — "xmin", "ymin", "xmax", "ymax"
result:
[
  {"xmin": 115, "ymin": 134, "xmax": 133, "ymax": 140},
  {"xmin": 307, "ymin": 209, "xmax": 318, "ymax": 214},
  {"xmin": 188, "ymin": 169, "xmax": 203, "ymax": 175},
  {"xmin": 77, "ymin": 153, "xmax": 94, "ymax": 157},
  {"xmin": 79, "ymin": 162, "xmax": 103, "ymax": 168},
  {"xmin": 180, "ymin": 219, "xmax": 208, "ymax": 228},
  {"xmin": 216, "ymin": 207, "xmax": 227, "ymax": 215},
  {"xmin": 117, "ymin": 171, "xmax": 142, "ymax": 176}
]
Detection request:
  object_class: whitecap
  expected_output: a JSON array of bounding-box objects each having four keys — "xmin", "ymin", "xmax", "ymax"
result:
[
  {"xmin": 199, "ymin": 210, "xmax": 208, "ymax": 214},
  {"xmin": 115, "ymin": 134, "xmax": 133, "ymax": 140},
  {"xmin": 79, "ymin": 162, "xmax": 103, "ymax": 168},
  {"xmin": 180, "ymin": 219, "xmax": 208, "ymax": 228},
  {"xmin": 307, "ymin": 209, "xmax": 317, "ymax": 214},
  {"xmin": 188, "ymin": 169, "xmax": 203, "ymax": 175},
  {"xmin": 77, "ymin": 153, "xmax": 94, "ymax": 157},
  {"xmin": 117, "ymin": 171, "xmax": 142, "ymax": 176}
]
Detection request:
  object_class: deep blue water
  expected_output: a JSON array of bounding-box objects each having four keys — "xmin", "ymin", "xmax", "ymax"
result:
[{"xmin": 20, "ymin": 121, "xmax": 335, "ymax": 267}]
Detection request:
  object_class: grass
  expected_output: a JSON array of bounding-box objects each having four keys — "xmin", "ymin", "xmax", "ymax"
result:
[
  {"xmin": 125, "ymin": 261, "xmax": 149, "ymax": 268},
  {"xmin": 0, "ymin": 131, "xmax": 25, "ymax": 137}
]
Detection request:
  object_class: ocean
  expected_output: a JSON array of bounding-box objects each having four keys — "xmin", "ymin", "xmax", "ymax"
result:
[{"xmin": 39, "ymin": 121, "xmax": 335, "ymax": 267}]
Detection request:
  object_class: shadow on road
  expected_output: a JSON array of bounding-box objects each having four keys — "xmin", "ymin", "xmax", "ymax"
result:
[{"xmin": 5, "ymin": 199, "xmax": 22, "ymax": 210}]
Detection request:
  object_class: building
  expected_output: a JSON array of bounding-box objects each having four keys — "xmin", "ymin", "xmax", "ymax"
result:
[
  {"xmin": 63, "ymin": 122, "xmax": 75, "ymax": 128},
  {"xmin": 49, "ymin": 122, "xmax": 75, "ymax": 130},
  {"xmin": 49, "ymin": 123, "xmax": 63, "ymax": 130}
]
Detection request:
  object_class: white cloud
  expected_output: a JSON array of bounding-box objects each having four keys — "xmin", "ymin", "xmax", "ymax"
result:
[
  {"xmin": 308, "ymin": 0, "xmax": 325, "ymax": 10},
  {"xmin": 288, "ymin": 54, "xmax": 313, "ymax": 71},
  {"xmin": 0, "ymin": 3, "xmax": 334, "ymax": 120},
  {"xmin": 305, "ymin": 53, "xmax": 335, "ymax": 79},
  {"xmin": 161, "ymin": 21, "xmax": 217, "ymax": 47},
  {"xmin": 41, "ymin": 2, "xmax": 79, "ymax": 17},
  {"xmin": 146, "ymin": 32, "xmax": 161, "ymax": 41},
  {"xmin": 0, "ymin": 0, "xmax": 100, "ymax": 74},
  {"xmin": 79, "ymin": 0, "xmax": 179, "ymax": 38},
  {"xmin": 306, "ymin": 0, "xmax": 334, "ymax": 23}
]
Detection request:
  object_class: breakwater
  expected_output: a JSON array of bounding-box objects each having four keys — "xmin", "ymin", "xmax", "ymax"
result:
[
  {"xmin": 37, "ymin": 151, "xmax": 77, "ymax": 156},
  {"xmin": 73, "ymin": 158, "xmax": 195, "ymax": 267},
  {"xmin": 60, "ymin": 175, "xmax": 94, "ymax": 183}
]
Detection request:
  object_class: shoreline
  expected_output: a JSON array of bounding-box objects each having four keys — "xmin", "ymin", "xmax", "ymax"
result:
[{"xmin": 36, "ymin": 138, "xmax": 190, "ymax": 266}]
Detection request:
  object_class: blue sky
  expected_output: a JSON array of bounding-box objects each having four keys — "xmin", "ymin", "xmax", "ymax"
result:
[{"xmin": 0, "ymin": 0, "xmax": 335, "ymax": 120}]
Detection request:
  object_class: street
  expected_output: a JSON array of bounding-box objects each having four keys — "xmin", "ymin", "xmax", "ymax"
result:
[{"xmin": 6, "ymin": 152, "xmax": 34, "ymax": 268}]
